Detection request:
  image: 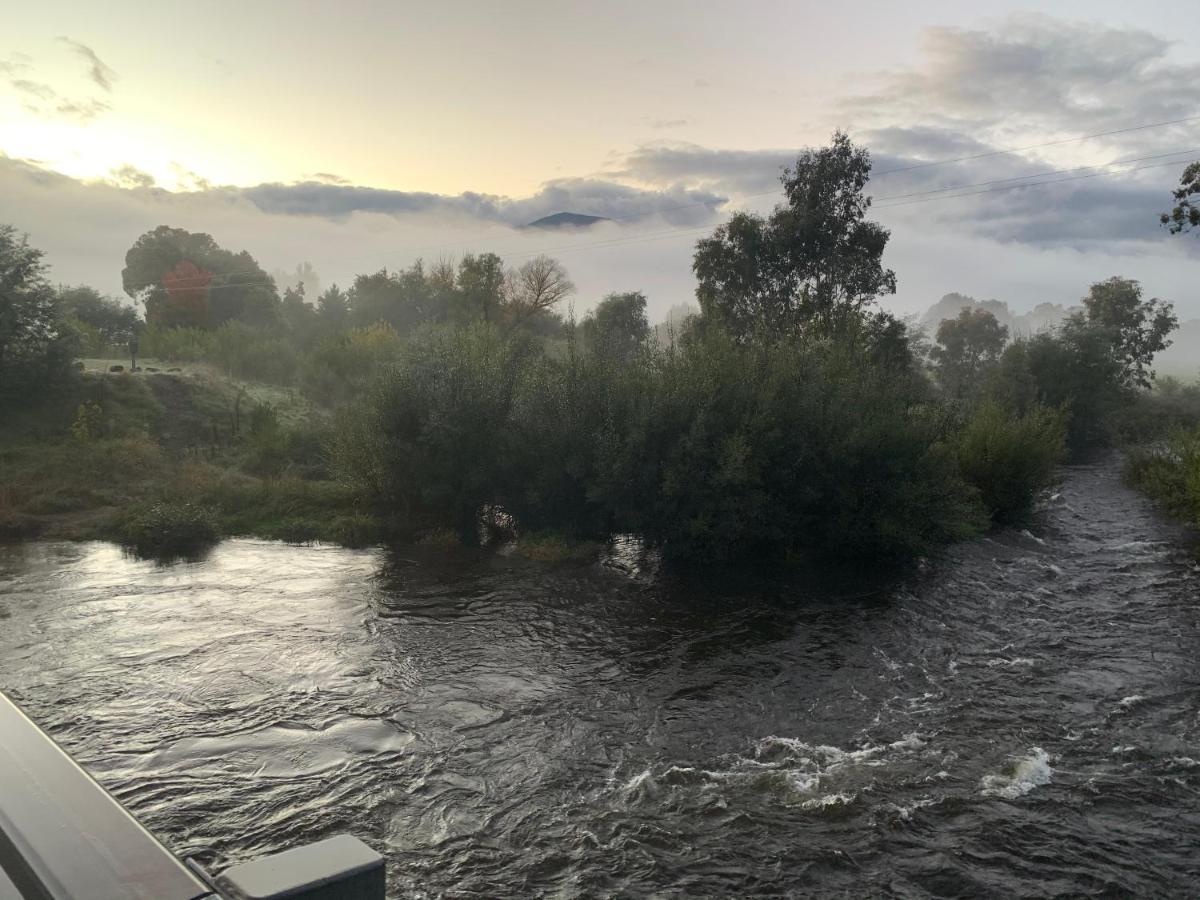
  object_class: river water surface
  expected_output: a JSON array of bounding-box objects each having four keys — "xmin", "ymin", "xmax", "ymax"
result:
[{"xmin": 1, "ymin": 461, "xmax": 1199, "ymax": 897}]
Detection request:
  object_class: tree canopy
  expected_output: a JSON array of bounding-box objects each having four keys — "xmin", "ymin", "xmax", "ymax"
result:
[
  {"xmin": 122, "ymin": 226, "xmax": 281, "ymax": 329},
  {"xmin": 581, "ymin": 291, "xmax": 650, "ymax": 363},
  {"xmin": 0, "ymin": 226, "xmax": 77, "ymax": 407},
  {"xmin": 1078, "ymin": 276, "xmax": 1176, "ymax": 390},
  {"xmin": 1161, "ymin": 161, "xmax": 1200, "ymax": 235},
  {"xmin": 932, "ymin": 308, "xmax": 1009, "ymax": 400},
  {"xmin": 693, "ymin": 132, "xmax": 896, "ymax": 340}
]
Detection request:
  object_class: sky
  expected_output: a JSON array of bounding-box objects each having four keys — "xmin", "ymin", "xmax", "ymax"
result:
[{"xmin": 2, "ymin": 0, "xmax": 1198, "ymax": 321}]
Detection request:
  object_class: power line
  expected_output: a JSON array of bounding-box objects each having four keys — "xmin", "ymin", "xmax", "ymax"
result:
[
  {"xmin": 869, "ymin": 146, "xmax": 1200, "ymax": 204},
  {"xmin": 874, "ymin": 156, "xmax": 1191, "ymax": 211}
]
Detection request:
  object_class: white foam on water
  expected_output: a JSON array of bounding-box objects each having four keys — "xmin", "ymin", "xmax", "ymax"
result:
[
  {"xmin": 986, "ymin": 657, "xmax": 1035, "ymax": 668},
  {"xmin": 801, "ymin": 791, "xmax": 855, "ymax": 810},
  {"xmin": 894, "ymin": 797, "xmax": 939, "ymax": 821},
  {"xmin": 980, "ymin": 747, "xmax": 1053, "ymax": 799},
  {"xmin": 1117, "ymin": 694, "xmax": 1147, "ymax": 710},
  {"xmin": 617, "ymin": 732, "xmax": 931, "ymax": 809}
]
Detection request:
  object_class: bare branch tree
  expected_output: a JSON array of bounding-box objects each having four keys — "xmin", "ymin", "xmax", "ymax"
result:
[{"xmin": 504, "ymin": 255, "xmax": 574, "ymax": 321}]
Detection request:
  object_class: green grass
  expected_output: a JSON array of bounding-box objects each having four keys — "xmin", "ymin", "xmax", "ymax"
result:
[{"xmin": 0, "ymin": 369, "xmax": 375, "ymax": 549}]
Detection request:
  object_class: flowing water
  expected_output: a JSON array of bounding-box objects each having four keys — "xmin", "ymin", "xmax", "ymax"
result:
[{"xmin": 1, "ymin": 460, "xmax": 1199, "ymax": 897}]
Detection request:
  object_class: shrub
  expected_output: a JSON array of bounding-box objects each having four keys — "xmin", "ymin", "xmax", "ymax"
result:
[
  {"xmin": 956, "ymin": 400, "xmax": 1066, "ymax": 524},
  {"xmin": 330, "ymin": 322, "xmax": 531, "ymax": 538},
  {"xmin": 118, "ymin": 501, "xmax": 219, "ymax": 559},
  {"xmin": 601, "ymin": 332, "xmax": 986, "ymax": 562},
  {"xmin": 1126, "ymin": 426, "xmax": 1200, "ymax": 522}
]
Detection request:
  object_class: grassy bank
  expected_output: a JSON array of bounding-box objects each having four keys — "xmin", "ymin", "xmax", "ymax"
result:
[{"xmin": 0, "ymin": 366, "xmax": 381, "ymax": 553}]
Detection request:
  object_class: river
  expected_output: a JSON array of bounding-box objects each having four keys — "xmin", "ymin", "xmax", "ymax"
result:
[{"xmin": 1, "ymin": 460, "xmax": 1198, "ymax": 897}]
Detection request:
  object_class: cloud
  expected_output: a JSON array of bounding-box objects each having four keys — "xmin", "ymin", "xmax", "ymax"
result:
[
  {"xmin": 57, "ymin": 37, "xmax": 117, "ymax": 91},
  {"xmin": 844, "ymin": 15, "xmax": 1200, "ymax": 149},
  {"xmin": 649, "ymin": 119, "xmax": 689, "ymax": 130},
  {"xmin": 0, "ymin": 153, "xmax": 720, "ymax": 318},
  {"xmin": 109, "ymin": 164, "xmax": 157, "ymax": 189},
  {"xmin": 604, "ymin": 17, "xmax": 1200, "ymax": 252},
  {"xmin": 309, "ymin": 172, "xmax": 349, "ymax": 185},
  {"xmin": 220, "ymin": 176, "xmax": 726, "ymax": 227},
  {"xmin": 4, "ymin": 43, "xmax": 113, "ymax": 121},
  {"xmin": 615, "ymin": 144, "xmax": 797, "ymax": 195},
  {"xmin": 0, "ymin": 54, "xmax": 30, "ymax": 77},
  {"xmin": 53, "ymin": 98, "xmax": 111, "ymax": 121},
  {"xmin": 10, "ymin": 78, "xmax": 56, "ymax": 100},
  {"xmin": 3, "ymin": 149, "xmax": 1198, "ymax": 329}
]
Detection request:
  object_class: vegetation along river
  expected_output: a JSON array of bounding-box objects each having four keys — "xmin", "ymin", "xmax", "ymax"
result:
[{"xmin": 1, "ymin": 460, "xmax": 1198, "ymax": 897}]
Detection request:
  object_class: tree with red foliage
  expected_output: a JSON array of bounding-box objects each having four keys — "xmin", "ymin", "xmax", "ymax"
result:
[{"xmin": 155, "ymin": 260, "xmax": 212, "ymax": 328}]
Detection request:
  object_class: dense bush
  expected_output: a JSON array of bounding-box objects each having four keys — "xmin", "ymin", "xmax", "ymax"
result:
[
  {"xmin": 334, "ymin": 322, "xmax": 988, "ymax": 563},
  {"xmin": 955, "ymin": 400, "xmax": 1066, "ymax": 523},
  {"xmin": 118, "ymin": 501, "xmax": 219, "ymax": 559},
  {"xmin": 598, "ymin": 332, "xmax": 984, "ymax": 561},
  {"xmin": 140, "ymin": 323, "xmax": 299, "ymax": 384},
  {"xmin": 330, "ymin": 322, "xmax": 532, "ymax": 539},
  {"xmin": 300, "ymin": 323, "xmax": 404, "ymax": 404}
]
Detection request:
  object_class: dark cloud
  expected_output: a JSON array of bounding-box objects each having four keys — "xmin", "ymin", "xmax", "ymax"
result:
[
  {"xmin": 227, "ymin": 177, "xmax": 726, "ymax": 227},
  {"xmin": 891, "ymin": 171, "xmax": 1179, "ymax": 248},
  {"xmin": 616, "ymin": 144, "xmax": 796, "ymax": 194},
  {"xmin": 860, "ymin": 126, "xmax": 997, "ymax": 163},
  {"xmin": 56, "ymin": 37, "xmax": 116, "ymax": 91}
]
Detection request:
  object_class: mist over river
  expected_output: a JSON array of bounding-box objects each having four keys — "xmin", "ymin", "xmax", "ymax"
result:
[{"xmin": 2, "ymin": 460, "xmax": 1199, "ymax": 897}]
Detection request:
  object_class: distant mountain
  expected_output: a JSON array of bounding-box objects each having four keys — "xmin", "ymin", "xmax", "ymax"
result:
[{"xmin": 525, "ymin": 212, "xmax": 611, "ymax": 230}]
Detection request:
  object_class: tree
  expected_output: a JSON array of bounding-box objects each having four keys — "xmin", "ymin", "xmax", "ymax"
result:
[
  {"xmin": 1080, "ymin": 276, "xmax": 1176, "ymax": 389},
  {"xmin": 316, "ymin": 284, "xmax": 350, "ymax": 330},
  {"xmin": 158, "ymin": 260, "xmax": 212, "ymax": 328},
  {"xmin": 503, "ymin": 255, "xmax": 574, "ymax": 323},
  {"xmin": 122, "ymin": 226, "xmax": 280, "ymax": 329},
  {"xmin": 693, "ymin": 132, "xmax": 896, "ymax": 340},
  {"xmin": 281, "ymin": 283, "xmax": 321, "ymax": 346},
  {"xmin": 582, "ymin": 291, "xmax": 649, "ymax": 363},
  {"xmin": 931, "ymin": 308, "xmax": 1009, "ymax": 399},
  {"xmin": 347, "ymin": 263, "xmax": 438, "ymax": 332},
  {"xmin": 1161, "ymin": 161, "xmax": 1200, "ymax": 235},
  {"xmin": 57, "ymin": 285, "xmax": 140, "ymax": 353},
  {"xmin": 456, "ymin": 253, "xmax": 506, "ymax": 323},
  {"xmin": 0, "ymin": 225, "xmax": 78, "ymax": 407}
]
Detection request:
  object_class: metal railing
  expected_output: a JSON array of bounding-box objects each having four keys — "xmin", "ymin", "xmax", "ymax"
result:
[{"xmin": 0, "ymin": 691, "xmax": 383, "ymax": 900}]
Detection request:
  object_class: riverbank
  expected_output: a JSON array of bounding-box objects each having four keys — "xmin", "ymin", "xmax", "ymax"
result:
[{"xmin": 0, "ymin": 366, "xmax": 377, "ymax": 549}]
